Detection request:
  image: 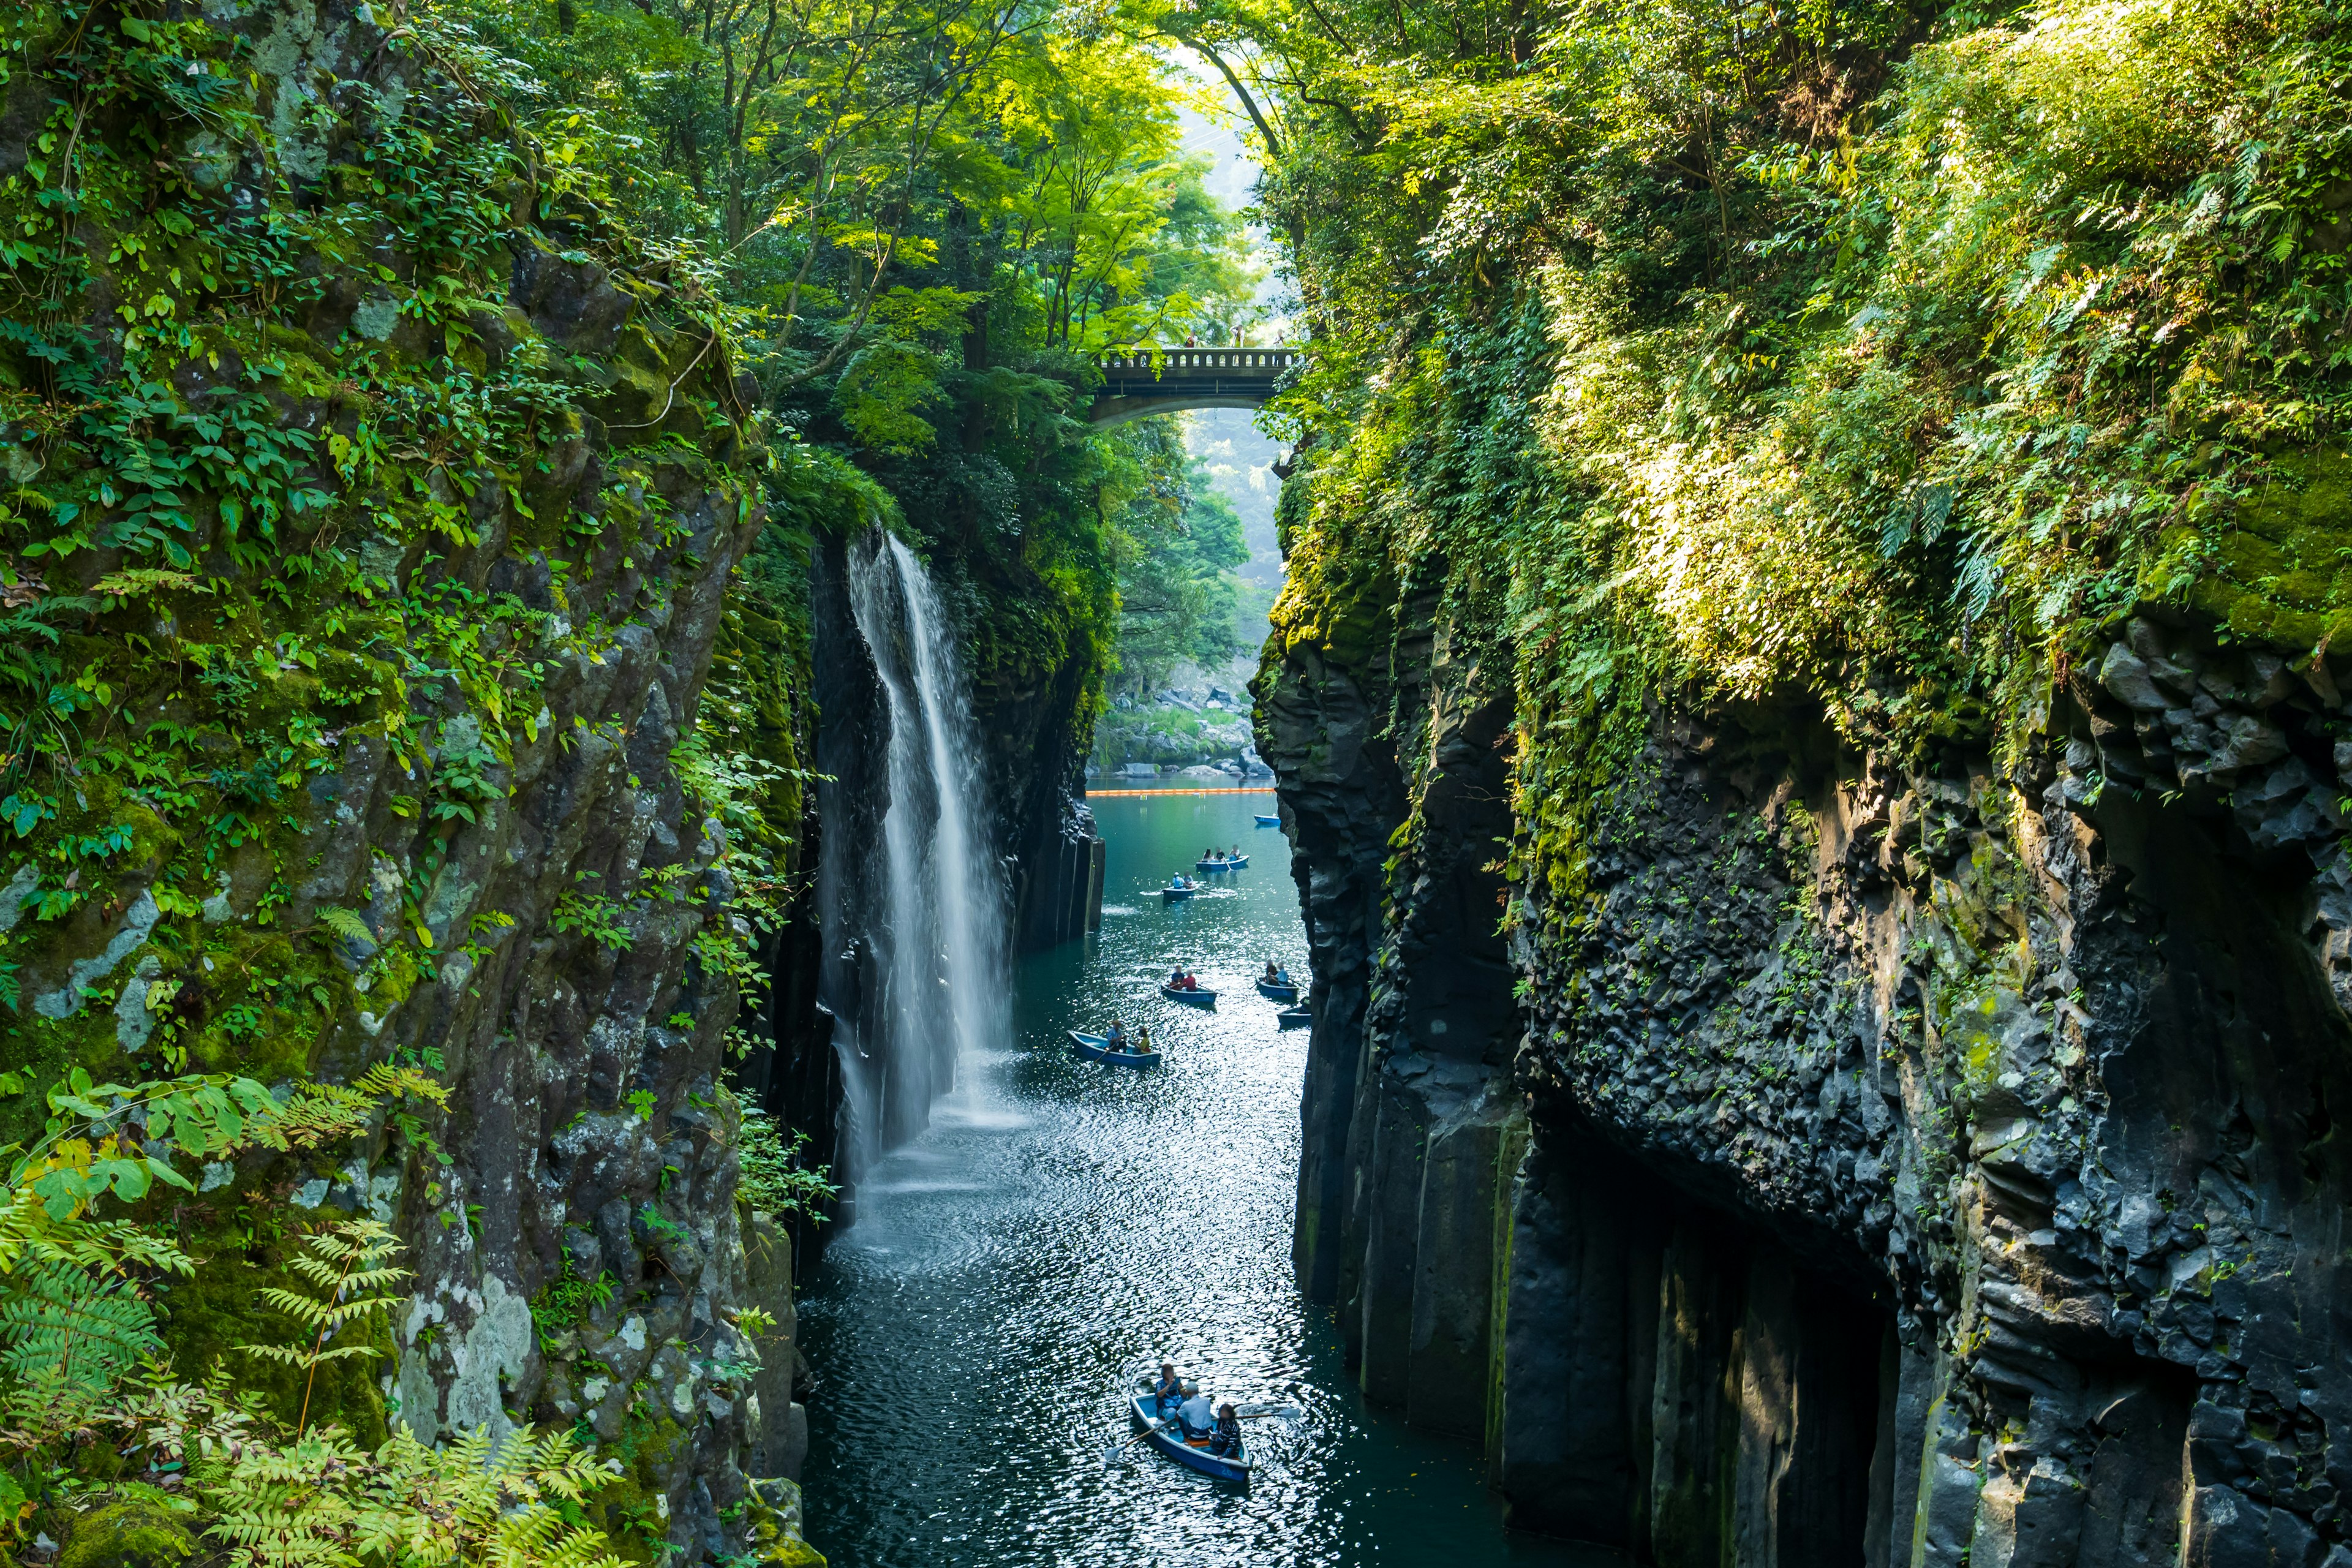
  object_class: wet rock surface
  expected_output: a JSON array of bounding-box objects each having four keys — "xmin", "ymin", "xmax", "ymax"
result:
[{"xmin": 1259, "ymin": 594, "xmax": 2352, "ymax": 1566}]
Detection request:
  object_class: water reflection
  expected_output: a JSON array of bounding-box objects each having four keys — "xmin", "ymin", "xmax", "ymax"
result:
[{"xmin": 798, "ymin": 792, "xmax": 1583, "ymax": 1567}]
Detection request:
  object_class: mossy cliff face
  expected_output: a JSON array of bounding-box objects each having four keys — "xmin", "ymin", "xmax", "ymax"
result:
[
  {"xmin": 1254, "ymin": 0, "xmax": 2352, "ymax": 1554},
  {"xmin": 0, "ymin": 3, "xmax": 813, "ymax": 1558},
  {"xmin": 1265, "ymin": 570, "xmax": 2352, "ymax": 1566}
]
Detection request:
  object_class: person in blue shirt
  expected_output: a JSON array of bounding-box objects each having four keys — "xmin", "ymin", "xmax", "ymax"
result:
[{"xmin": 1151, "ymin": 1363, "xmax": 1182, "ymax": 1419}]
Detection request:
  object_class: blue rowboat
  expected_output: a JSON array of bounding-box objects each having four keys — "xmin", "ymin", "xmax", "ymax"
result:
[
  {"xmin": 1129, "ymin": 1387, "xmax": 1249, "ymax": 1482},
  {"xmin": 1196, "ymin": 854, "xmax": 1248, "ymax": 871},
  {"xmin": 1277, "ymin": 1006, "xmax": 1311, "ymax": 1030},
  {"xmin": 1161, "ymin": 884, "xmax": 1197, "ymax": 902},
  {"xmin": 1256, "ymin": 979, "xmax": 1298, "ymax": 1003},
  {"xmin": 1161, "ymin": 984, "xmax": 1216, "ymax": 1006},
  {"xmin": 1070, "ymin": 1030, "xmax": 1159, "ymax": 1068},
  {"xmin": 1254, "ymin": 814, "xmax": 1280, "ymax": 826}
]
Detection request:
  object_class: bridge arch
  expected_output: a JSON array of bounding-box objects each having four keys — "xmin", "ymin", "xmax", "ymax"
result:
[{"xmin": 1090, "ymin": 347, "xmax": 1295, "ymax": 426}]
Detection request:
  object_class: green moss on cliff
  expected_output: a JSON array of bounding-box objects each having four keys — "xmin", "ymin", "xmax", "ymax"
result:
[
  {"xmin": 0, "ymin": 0, "xmax": 764, "ymax": 1517},
  {"xmin": 1254, "ymin": 0, "xmax": 2352, "ymax": 943}
]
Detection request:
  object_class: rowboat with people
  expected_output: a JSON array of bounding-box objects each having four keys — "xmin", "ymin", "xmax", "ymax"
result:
[
  {"xmin": 1161, "ymin": 984, "xmax": 1216, "ymax": 1006},
  {"xmin": 1070, "ymin": 1030, "xmax": 1159, "ymax": 1068},
  {"xmin": 1127, "ymin": 1385, "xmax": 1250, "ymax": 1483},
  {"xmin": 1256, "ymin": 979, "xmax": 1297, "ymax": 1003},
  {"xmin": 1196, "ymin": 854, "xmax": 1248, "ymax": 871}
]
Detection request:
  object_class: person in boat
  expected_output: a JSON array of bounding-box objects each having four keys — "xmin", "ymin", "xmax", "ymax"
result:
[
  {"xmin": 1207, "ymin": 1403, "xmax": 1242, "ymax": 1457},
  {"xmin": 1261, "ymin": 959, "xmax": 1279, "ymax": 984},
  {"xmin": 1176, "ymin": 1381, "xmax": 1214, "ymax": 1442},
  {"xmin": 1276, "ymin": 964, "xmax": 1291, "ymax": 986},
  {"xmin": 1131, "ymin": 1025, "xmax": 1152, "ymax": 1055},
  {"xmin": 1152, "ymin": 1363, "xmax": 1183, "ymax": 1419},
  {"xmin": 1181, "ymin": 971, "xmax": 1199, "ymax": 990},
  {"xmin": 1105, "ymin": 1017, "xmax": 1126, "ymax": 1050}
]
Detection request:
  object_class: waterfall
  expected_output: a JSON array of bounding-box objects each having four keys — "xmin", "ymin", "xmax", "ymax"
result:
[{"xmin": 827, "ymin": 528, "xmax": 1006, "ymax": 1180}]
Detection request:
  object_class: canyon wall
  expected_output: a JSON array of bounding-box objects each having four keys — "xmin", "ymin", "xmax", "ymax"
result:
[
  {"xmin": 1261, "ymin": 581, "xmax": 2352, "ymax": 1566},
  {"xmin": 0, "ymin": 5, "xmax": 824, "ymax": 1558}
]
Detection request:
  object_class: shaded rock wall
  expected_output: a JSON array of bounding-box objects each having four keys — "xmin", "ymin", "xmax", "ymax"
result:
[
  {"xmin": 0, "ymin": 4, "xmax": 820, "ymax": 1555},
  {"xmin": 1260, "ymin": 584, "xmax": 2352, "ymax": 1566}
]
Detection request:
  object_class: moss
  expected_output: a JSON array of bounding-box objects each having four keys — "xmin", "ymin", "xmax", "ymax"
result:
[
  {"xmin": 581, "ymin": 1413, "xmax": 687, "ymax": 1563},
  {"xmin": 2182, "ymin": 451, "xmax": 2352, "ymax": 656},
  {"xmin": 57, "ymin": 1502, "xmax": 198, "ymax": 1568},
  {"xmin": 151, "ymin": 1198, "xmax": 394, "ymax": 1445}
]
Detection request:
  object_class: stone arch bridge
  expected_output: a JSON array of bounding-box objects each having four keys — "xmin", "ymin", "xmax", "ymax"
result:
[{"xmin": 1090, "ymin": 347, "xmax": 1296, "ymax": 425}]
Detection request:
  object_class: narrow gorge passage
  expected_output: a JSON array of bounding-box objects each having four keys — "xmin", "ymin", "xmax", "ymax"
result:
[{"xmin": 797, "ymin": 793, "xmax": 1580, "ymax": 1567}]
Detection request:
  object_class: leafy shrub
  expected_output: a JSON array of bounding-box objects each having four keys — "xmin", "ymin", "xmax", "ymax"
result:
[{"xmin": 736, "ymin": 1111, "xmax": 840, "ymax": 1224}]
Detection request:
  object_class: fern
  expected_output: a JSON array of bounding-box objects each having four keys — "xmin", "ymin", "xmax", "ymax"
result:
[
  {"xmin": 312, "ymin": 904, "xmax": 376, "ymax": 949},
  {"xmin": 0, "ymin": 1066, "xmax": 450, "ymax": 1278},
  {"xmin": 236, "ymin": 1219, "xmax": 409, "ymax": 1435},
  {"xmin": 0, "ymin": 1257, "xmax": 161, "ymax": 1436},
  {"xmin": 197, "ymin": 1422, "xmax": 628, "ymax": 1568}
]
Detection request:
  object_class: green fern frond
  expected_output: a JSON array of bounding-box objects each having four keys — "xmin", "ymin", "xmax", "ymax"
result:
[
  {"xmin": 312, "ymin": 905, "xmax": 376, "ymax": 947},
  {"xmin": 231, "ymin": 1218, "xmax": 412, "ymax": 1436},
  {"xmin": 0, "ymin": 1257, "xmax": 162, "ymax": 1433}
]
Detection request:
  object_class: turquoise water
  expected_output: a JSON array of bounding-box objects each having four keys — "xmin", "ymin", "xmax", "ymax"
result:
[{"xmin": 796, "ymin": 791, "xmax": 1578, "ymax": 1567}]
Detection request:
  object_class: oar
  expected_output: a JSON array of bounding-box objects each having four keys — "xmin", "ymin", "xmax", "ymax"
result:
[
  {"xmin": 1103, "ymin": 1414, "xmax": 1174, "ymax": 1464},
  {"xmin": 1232, "ymin": 1404, "xmax": 1302, "ymax": 1420}
]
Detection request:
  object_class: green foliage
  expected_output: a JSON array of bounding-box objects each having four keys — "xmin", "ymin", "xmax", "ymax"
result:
[
  {"xmin": 235, "ymin": 1219, "xmax": 410, "ymax": 1436},
  {"xmin": 734, "ymin": 1110, "xmax": 839, "ymax": 1224},
  {"xmin": 196, "ymin": 1414, "xmax": 628, "ymax": 1568},
  {"xmin": 1222, "ymin": 0, "xmax": 2352, "ymax": 932},
  {"xmin": 550, "ymin": 891, "xmax": 634, "ymax": 953},
  {"xmin": 529, "ymin": 1268, "xmax": 617, "ymax": 1357},
  {"xmin": 0, "ymin": 1257, "xmax": 162, "ymax": 1434},
  {"xmin": 1103, "ymin": 420, "xmax": 1253, "ymax": 696}
]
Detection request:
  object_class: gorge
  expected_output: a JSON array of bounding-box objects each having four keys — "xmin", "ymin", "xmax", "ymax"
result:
[{"xmin": 2, "ymin": 0, "xmax": 2350, "ymax": 1562}]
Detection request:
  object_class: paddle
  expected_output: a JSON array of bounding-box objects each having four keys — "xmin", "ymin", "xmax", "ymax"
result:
[{"xmin": 1103, "ymin": 1414, "xmax": 1175, "ymax": 1464}]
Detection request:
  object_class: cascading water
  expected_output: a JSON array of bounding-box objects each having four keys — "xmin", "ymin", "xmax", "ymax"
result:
[{"xmin": 825, "ymin": 528, "xmax": 1006, "ymax": 1182}]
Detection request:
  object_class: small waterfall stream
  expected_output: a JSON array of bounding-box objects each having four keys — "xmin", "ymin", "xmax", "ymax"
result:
[{"xmin": 829, "ymin": 529, "xmax": 1006, "ymax": 1179}]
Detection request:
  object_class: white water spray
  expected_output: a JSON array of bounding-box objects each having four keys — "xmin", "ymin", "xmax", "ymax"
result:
[{"xmin": 832, "ymin": 529, "xmax": 1006, "ymax": 1178}]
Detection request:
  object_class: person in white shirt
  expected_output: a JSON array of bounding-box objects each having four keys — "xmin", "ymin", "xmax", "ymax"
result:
[{"xmin": 1176, "ymin": 1381, "xmax": 1214, "ymax": 1441}]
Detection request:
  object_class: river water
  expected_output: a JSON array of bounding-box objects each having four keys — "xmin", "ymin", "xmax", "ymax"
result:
[{"xmin": 797, "ymin": 790, "xmax": 1577, "ymax": 1567}]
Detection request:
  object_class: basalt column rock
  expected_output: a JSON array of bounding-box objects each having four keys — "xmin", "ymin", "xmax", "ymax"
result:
[
  {"xmin": 1256, "ymin": 577, "xmax": 1525, "ymax": 1435},
  {"xmin": 1264, "ymin": 540, "xmax": 2352, "ymax": 1564}
]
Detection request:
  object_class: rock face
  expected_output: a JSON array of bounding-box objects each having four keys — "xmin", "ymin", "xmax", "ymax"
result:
[
  {"xmin": 0, "ymin": 4, "xmax": 815, "ymax": 1558},
  {"xmin": 1260, "ymin": 591, "xmax": 2352, "ymax": 1566}
]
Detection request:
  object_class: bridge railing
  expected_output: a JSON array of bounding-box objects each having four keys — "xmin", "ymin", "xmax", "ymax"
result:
[{"xmin": 1096, "ymin": 348, "xmax": 1297, "ymax": 378}]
